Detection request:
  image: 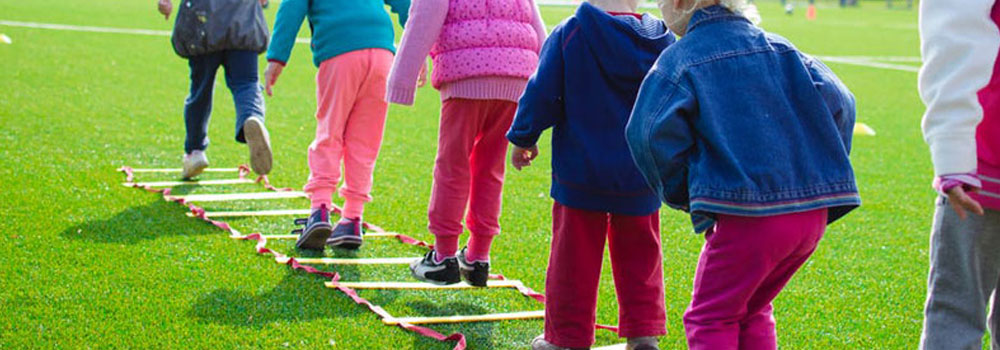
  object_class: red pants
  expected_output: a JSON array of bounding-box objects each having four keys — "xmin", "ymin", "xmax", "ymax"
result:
[
  {"xmin": 428, "ymin": 98, "xmax": 516, "ymax": 257},
  {"xmin": 545, "ymin": 202, "xmax": 667, "ymax": 348},
  {"xmin": 683, "ymin": 209, "xmax": 827, "ymax": 350}
]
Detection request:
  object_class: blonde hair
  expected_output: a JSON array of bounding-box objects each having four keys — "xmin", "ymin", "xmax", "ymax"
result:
[
  {"xmin": 663, "ymin": 0, "xmax": 761, "ymax": 25},
  {"xmin": 717, "ymin": 0, "xmax": 761, "ymax": 25}
]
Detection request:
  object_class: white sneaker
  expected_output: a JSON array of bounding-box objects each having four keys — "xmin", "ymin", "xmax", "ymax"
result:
[
  {"xmin": 182, "ymin": 150, "xmax": 209, "ymax": 179},
  {"xmin": 242, "ymin": 116, "xmax": 272, "ymax": 175}
]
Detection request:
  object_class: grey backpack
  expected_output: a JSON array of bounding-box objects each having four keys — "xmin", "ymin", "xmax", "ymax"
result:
[{"xmin": 171, "ymin": 0, "xmax": 269, "ymax": 58}]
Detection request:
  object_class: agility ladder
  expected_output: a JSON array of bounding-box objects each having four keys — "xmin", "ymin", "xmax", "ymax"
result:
[{"xmin": 118, "ymin": 165, "xmax": 622, "ymax": 350}]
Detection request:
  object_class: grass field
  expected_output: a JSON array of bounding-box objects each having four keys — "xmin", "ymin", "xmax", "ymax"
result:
[{"xmin": 0, "ymin": 1, "xmax": 938, "ymax": 349}]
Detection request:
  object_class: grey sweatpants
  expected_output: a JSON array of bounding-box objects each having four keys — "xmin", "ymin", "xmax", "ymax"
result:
[{"xmin": 921, "ymin": 197, "xmax": 1000, "ymax": 350}]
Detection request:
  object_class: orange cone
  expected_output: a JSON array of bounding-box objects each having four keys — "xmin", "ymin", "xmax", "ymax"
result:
[{"xmin": 806, "ymin": 4, "xmax": 817, "ymax": 20}]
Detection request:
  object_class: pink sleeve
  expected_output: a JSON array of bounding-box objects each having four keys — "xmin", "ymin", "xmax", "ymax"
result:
[
  {"xmin": 529, "ymin": 1, "xmax": 547, "ymax": 52},
  {"xmin": 934, "ymin": 173, "xmax": 983, "ymax": 195},
  {"xmin": 385, "ymin": 0, "xmax": 449, "ymax": 106}
]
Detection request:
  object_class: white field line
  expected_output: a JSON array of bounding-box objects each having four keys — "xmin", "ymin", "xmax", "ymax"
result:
[
  {"xmin": 3, "ymin": 19, "xmax": 920, "ymax": 74},
  {"xmin": 0, "ymin": 20, "xmax": 310, "ymax": 44},
  {"xmin": 831, "ymin": 56, "xmax": 921, "ymax": 63},
  {"xmin": 817, "ymin": 56, "xmax": 919, "ymax": 73}
]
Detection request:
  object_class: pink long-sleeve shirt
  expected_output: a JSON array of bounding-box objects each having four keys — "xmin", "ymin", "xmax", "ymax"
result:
[{"xmin": 385, "ymin": 0, "xmax": 547, "ymax": 105}]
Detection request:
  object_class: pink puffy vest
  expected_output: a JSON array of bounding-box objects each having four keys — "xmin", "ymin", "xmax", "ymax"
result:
[{"xmin": 429, "ymin": 0, "xmax": 541, "ymax": 88}]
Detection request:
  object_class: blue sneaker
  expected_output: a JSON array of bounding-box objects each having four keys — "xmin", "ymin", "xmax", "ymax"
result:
[
  {"xmin": 326, "ymin": 217, "xmax": 363, "ymax": 250},
  {"xmin": 293, "ymin": 205, "xmax": 332, "ymax": 251}
]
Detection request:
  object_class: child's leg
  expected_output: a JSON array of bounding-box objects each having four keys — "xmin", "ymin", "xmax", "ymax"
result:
[
  {"xmin": 304, "ymin": 52, "xmax": 367, "ymax": 209},
  {"xmin": 737, "ymin": 228, "xmax": 824, "ymax": 350},
  {"xmin": 682, "ymin": 209, "xmax": 826, "ymax": 350},
  {"xmin": 921, "ymin": 205, "xmax": 1000, "ymax": 350},
  {"xmin": 464, "ymin": 100, "xmax": 516, "ymax": 261},
  {"xmin": 544, "ymin": 202, "xmax": 608, "ymax": 348},
  {"xmin": 221, "ymin": 50, "xmax": 265, "ymax": 143},
  {"xmin": 607, "ymin": 211, "xmax": 667, "ymax": 339},
  {"xmin": 338, "ymin": 49, "xmax": 392, "ymax": 219},
  {"xmin": 428, "ymin": 98, "xmax": 482, "ymax": 258},
  {"xmin": 183, "ymin": 53, "xmax": 223, "ymax": 154}
]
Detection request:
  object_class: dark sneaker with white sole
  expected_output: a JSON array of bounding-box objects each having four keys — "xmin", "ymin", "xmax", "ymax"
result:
[
  {"xmin": 242, "ymin": 116, "xmax": 272, "ymax": 175},
  {"xmin": 410, "ymin": 250, "xmax": 461, "ymax": 285},
  {"xmin": 457, "ymin": 247, "xmax": 489, "ymax": 287},
  {"xmin": 293, "ymin": 205, "xmax": 332, "ymax": 251},
  {"xmin": 626, "ymin": 337, "xmax": 659, "ymax": 350},
  {"xmin": 326, "ymin": 217, "xmax": 364, "ymax": 250}
]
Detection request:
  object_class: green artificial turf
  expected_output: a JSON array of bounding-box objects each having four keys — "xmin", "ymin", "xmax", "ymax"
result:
[{"xmin": 0, "ymin": 0, "xmax": 951, "ymax": 348}]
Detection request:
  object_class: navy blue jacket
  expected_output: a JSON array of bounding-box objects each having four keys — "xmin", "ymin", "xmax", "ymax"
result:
[
  {"xmin": 506, "ymin": 2, "xmax": 674, "ymax": 216},
  {"xmin": 627, "ymin": 5, "xmax": 860, "ymax": 232}
]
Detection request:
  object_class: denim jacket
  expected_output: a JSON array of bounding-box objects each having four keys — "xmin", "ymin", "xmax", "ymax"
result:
[{"xmin": 626, "ymin": 5, "xmax": 860, "ymax": 233}]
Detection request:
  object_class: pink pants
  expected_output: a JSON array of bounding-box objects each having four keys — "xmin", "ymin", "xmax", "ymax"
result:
[
  {"xmin": 545, "ymin": 202, "xmax": 667, "ymax": 348},
  {"xmin": 304, "ymin": 49, "xmax": 393, "ymax": 219},
  {"xmin": 428, "ymin": 98, "xmax": 516, "ymax": 259},
  {"xmin": 684, "ymin": 209, "xmax": 828, "ymax": 350}
]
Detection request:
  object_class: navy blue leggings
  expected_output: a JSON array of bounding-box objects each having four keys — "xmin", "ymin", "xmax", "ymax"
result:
[{"xmin": 184, "ymin": 50, "xmax": 265, "ymax": 153}]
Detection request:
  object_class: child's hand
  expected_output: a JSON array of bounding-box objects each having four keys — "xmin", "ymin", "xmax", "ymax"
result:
[
  {"xmin": 264, "ymin": 62, "xmax": 283, "ymax": 96},
  {"xmin": 945, "ymin": 186, "xmax": 985, "ymax": 219},
  {"xmin": 157, "ymin": 0, "xmax": 172, "ymax": 19},
  {"xmin": 417, "ymin": 61, "xmax": 428, "ymax": 88},
  {"xmin": 511, "ymin": 145, "xmax": 539, "ymax": 171}
]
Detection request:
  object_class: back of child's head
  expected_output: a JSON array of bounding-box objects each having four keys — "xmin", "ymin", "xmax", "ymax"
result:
[{"xmin": 657, "ymin": 0, "xmax": 760, "ymax": 34}]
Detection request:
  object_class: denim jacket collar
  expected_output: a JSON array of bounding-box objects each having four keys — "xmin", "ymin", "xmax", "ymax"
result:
[{"xmin": 686, "ymin": 5, "xmax": 749, "ymax": 33}]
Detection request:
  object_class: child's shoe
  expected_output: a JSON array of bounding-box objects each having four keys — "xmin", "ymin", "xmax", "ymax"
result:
[
  {"xmin": 326, "ymin": 217, "xmax": 363, "ymax": 250},
  {"xmin": 294, "ymin": 205, "xmax": 332, "ymax": 251},
  {"xmin": 181, "ymin": 150, "xmax": 209, "ymax": 179},
  {"xmin": 242, "ymin": 116, "xmax": 272, "ymax": 175},
  {"xmin": 626, "ymin": 337, "xmax": 659, "ymax": 350},
  {"xmin": 531, "ymin": 335, "xmax": 584, "ymax": 350},
  {"xmin": 410, "ymin": 250, "xmax": 461, "ymax": 285},
  {"xmin": 457, "ymin": 246, "xmax": 489, "ymax": 287}
]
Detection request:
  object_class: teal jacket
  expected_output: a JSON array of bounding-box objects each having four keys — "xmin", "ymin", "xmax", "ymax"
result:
[{"xmin": 266, "ymin": 0, "xmax": 409, "ymax": 67}]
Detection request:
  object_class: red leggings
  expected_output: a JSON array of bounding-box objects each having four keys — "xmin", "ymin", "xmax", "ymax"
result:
[{"xmin": 544, "ymin": 202, "xmax": 667, "ymax": 348}]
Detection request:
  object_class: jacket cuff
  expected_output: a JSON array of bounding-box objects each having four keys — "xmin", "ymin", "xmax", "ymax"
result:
[
  {"xmin": 267, "ymin": 59, "xmax": 287, "ymax": 66},
  {"xmin": 933, "ymin": 173, "xmax": 982, "ymax": 195},
  {"xmin": 506, "ymin": 133, "xmax": 538, "ymax": 149},
  {"xmin": 385, "ymin": 85, "xmax": 416, "ymax": 106}
]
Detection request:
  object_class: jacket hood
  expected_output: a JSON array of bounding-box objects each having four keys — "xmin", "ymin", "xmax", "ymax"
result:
[{"xmin": 575, "ymin": 2, "xmax": 674, "ymax": 82}]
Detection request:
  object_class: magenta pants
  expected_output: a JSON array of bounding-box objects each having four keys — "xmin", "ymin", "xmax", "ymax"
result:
[
  {"xmin": 684, "ymin": 209, "xmax": 828, "ymax": 350},
  {"xmin": 304, "ymin": 49, "xmax": 393, "ymax": 219},
  {"xmin": 427, "ymin": 98, "xmax": 516, "ymax": 257},
  {"xmin": 544, "ymin": 202, "xmax": 667, "ymax": 348}
]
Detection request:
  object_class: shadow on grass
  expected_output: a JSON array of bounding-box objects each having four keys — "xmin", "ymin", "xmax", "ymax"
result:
[
  {"xmin": 59, "ymin": 198, "xmax": 222, "ymax": 244},
  {"xmin": 188, "ymin": 272, "xmax": 367, "ymax": 328},
  {"xmin": 403, "ymin": 300, "xmax": 500, "ymax": 349}
]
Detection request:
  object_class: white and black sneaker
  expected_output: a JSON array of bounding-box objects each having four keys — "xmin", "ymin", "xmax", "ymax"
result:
[
  {"xmin": 457, "ymin": 247, "xmax": 489, "ymax": 287},
  {"xmin": 410, "ymin": 250, "xmax": 461, "ymax": 285}
]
